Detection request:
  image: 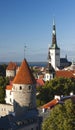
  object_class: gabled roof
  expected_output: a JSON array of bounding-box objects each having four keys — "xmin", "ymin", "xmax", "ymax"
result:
[
  {"xmin": 6, "ymin": 85, "xmax": 12, "ymax": 90},
  {"xmin": 13, "ymin": 59, "xmax": 36, "ymax": 84},
  {"xmin": 60, "ymin": 58, "xmax": 68, "ymax": 62},
  {"xmin": 6, "ymin": 62, "xmax": 17, "ymax": 70},
  {"xmin": 41, "ymin": 99, "xmax": 59, "ymax": 109},
  {"xmin": 56, "ymin": 70, "xmax": 75, "ymax": 78},
  {"xmin": 36, "ymin": 79, "xmax": 45, "ymax": 86}
]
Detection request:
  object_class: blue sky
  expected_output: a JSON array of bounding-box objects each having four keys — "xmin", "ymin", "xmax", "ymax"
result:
[{"xmin": 0, "ymin": 0, "xmax": 75, "ymax": 62}]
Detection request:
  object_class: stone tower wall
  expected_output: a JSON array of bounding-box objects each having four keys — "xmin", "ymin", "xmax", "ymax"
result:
[{"xmin": 13, "ymin": 83, "xmax": 36, "ymax": 116}]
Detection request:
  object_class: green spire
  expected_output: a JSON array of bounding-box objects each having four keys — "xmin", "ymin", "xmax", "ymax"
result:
[{"xmin": 51, "ymin": 19, "xmax": 59, "ymax": 49}]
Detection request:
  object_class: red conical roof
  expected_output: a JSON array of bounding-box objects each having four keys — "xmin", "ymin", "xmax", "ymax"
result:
[
  {"xmin": 7, "ymin": 62, "xmax": 17, "ymax": 70},
  {"xmin": 13, "ymin": 59, "xmax": 36, "ymax": 84}
]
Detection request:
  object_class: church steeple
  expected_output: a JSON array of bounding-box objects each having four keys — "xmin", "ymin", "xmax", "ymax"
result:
[
  {"xmin": 47, "ymin": 47, "xmax": 55, "ymax": 73},
  {"xmin": 49, "ymin": 19, "xmax": 60, "ymax": 69},
  {"xmin": 51, "ymin": 19, "xmax": 58, "ymax": 49},
  {"xmin": 48, "ymin": 45, "xmax": 51, "ymax": 63}
]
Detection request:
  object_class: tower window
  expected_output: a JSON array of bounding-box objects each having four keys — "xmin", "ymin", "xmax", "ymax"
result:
[
  {"xmin": 29, "ymin": 86, "xmax": 31, "ymax": 90},
  {"xmin": 20, "ymin": 86, "xmax": 22, "ymax": 90}
]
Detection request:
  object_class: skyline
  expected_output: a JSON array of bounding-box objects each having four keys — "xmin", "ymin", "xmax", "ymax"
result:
[{"xmin": 0, "ymin": 0, "xmax": 75, "ymax": 62}]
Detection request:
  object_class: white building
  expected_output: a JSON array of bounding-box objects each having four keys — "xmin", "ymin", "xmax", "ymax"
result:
[
  {"xmin": 44, "ymin": 47, "xmax": 55, "ymax": 81},
  {"xmin": 5, "ymin": 84, "xmax": 13, "ymax": 105},
  {"xmin": 6, "ymin": 61, "xmax": 17, "ymax": 78}
]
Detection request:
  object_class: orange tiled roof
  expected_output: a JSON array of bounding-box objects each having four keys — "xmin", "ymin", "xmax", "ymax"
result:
[
  {"xmin": 13, "ymin": 59, "xmax": 36, "ymax": 84},
  {"xmin": 7, "ymin": 62, "xmax": 17, "ymax": 70},
  {"xmin": 41, "ymin": 99, "xmax": 59, "ymax": 109},
  {"xmin": 56, "ymin": 70, "xmax": 75, "ymax": 78},
  {"xmin": 6, "ymin": 85, "xmax": 12, "ymax": 90},
  {"xmin": 36, "ymin": 79, "xmax": 45, "ymax": 86}
]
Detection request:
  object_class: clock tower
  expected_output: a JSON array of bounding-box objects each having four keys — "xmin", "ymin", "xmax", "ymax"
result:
[{"xmin": 49, "ymin": 19, "xmax": 60, "ymax": 69}]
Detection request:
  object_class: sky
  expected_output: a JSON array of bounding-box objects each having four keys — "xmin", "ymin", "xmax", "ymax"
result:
[{"xmin": 0, "ymin": 0, "xmax": 75, "ymax": 62}]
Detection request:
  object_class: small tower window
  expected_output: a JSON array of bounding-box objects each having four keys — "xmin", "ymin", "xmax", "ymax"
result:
[
  {"xmin": 29, "ymin": 86, "xmax": 31, "ymax": 90},
  {"xmin": 20, "ymin": 86, "xmax": 22, "ymax": 90}
]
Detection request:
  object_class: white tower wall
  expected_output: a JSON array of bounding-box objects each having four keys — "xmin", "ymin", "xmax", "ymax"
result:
[{"xmin": 50, "ymin": 48, "xmax": 60, "ymax": 69}]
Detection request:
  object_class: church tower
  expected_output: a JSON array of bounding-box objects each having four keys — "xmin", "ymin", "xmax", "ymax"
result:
[
  {"xmin": 12, "ymin": 58, "xmax": 36, "ymax": 116},
  {"xmin": 44, "ymin": 46, "xmax": 55, "ymax": 81},
  {"xmin": 49, "ymin": 19, "xmax": 60, "ymax": 69}
]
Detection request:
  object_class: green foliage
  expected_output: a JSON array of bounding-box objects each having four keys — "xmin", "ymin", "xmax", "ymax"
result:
[
  {"xmin": 0, "ymin": 76, "xmax": 9, "ymax": 88},
  {"xmin": 36, "ymin": 77, "xmax": 75, "ymax": 106},
  {"xmin": 42, "ymin": 99, "xmax": 75, "ymax": 130},
  {"xmin": 0, "ymin": 86, "xmax": 5, "ymax": 103},
  {"xmin": 0, "ymin": 76, "xmax": 9, "ymax": 103},
  {"xmin": 0, "ymin": 64, "xmax": 7, "ymax": 76}
]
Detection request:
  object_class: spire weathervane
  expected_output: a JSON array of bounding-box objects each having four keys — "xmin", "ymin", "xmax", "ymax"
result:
[
  {"xmin": 53, "ymin": 17, "xmax": 55, "ymax": 26},
  {"xmin": 24, "ymin": 44, "xmax": 26, "ymax": 59}
]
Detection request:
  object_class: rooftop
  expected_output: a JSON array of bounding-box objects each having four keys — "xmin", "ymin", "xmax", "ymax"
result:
[
  {"xmin": 13, "ymin": 59, "xmax": 36, "ymax": 84},
  {"xmin": 6, "ymin": 62, "xmax": 17, "ymax": 70}
]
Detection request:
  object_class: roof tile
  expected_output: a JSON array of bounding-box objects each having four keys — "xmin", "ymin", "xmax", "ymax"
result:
[
  {"xmin": 56, "ymin": 70, "xmax": 75, "ymax": 78},
  {"xmin": 6, "ymin": 85, "xmax": 12, "ymax": 90}
]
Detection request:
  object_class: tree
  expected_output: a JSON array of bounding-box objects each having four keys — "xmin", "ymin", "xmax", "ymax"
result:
[
  {"xmin": 36, "ymin": 83, "xmax": 53, "ymax": 106},
  {"xmin": 0, "ymin": 76, "xmax": 9, "ymax": 103},
  {"xmin": 0, "ymin": 86, "xmax": 5, "ymax": 103},
  {"xmin": 42, "ymin": 99, "xmax": 75, "ymax": 130},
  {"xmin": 36, "ymin": 77, "xmax": 75, "ymax": 106},
  {"xmin": 0, "ymin": 64, "xmax": 7, "ymax": 76}
]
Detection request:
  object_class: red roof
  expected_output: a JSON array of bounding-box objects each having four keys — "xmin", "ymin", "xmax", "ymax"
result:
[
  {"xmin": 7, "ymin": 62, "xmax": 17, "ymax": 70},
  {"xmin": 41, "ymin": 99, "xmax": 59, "ymax": 109},
  {"xmin": 36, "ymin": 79, "xmax": 45, "ymax": 86},
  {"xmin": 56, "ymin": 70, "xmax": 75, "ymax": 78},
  {"xmin": 13, "ymin": 59, "xmax": 36, "ymax": 84},
  {"xmin": 6, "ymin": 85, "xmax": 12, "ymax": 90}
]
